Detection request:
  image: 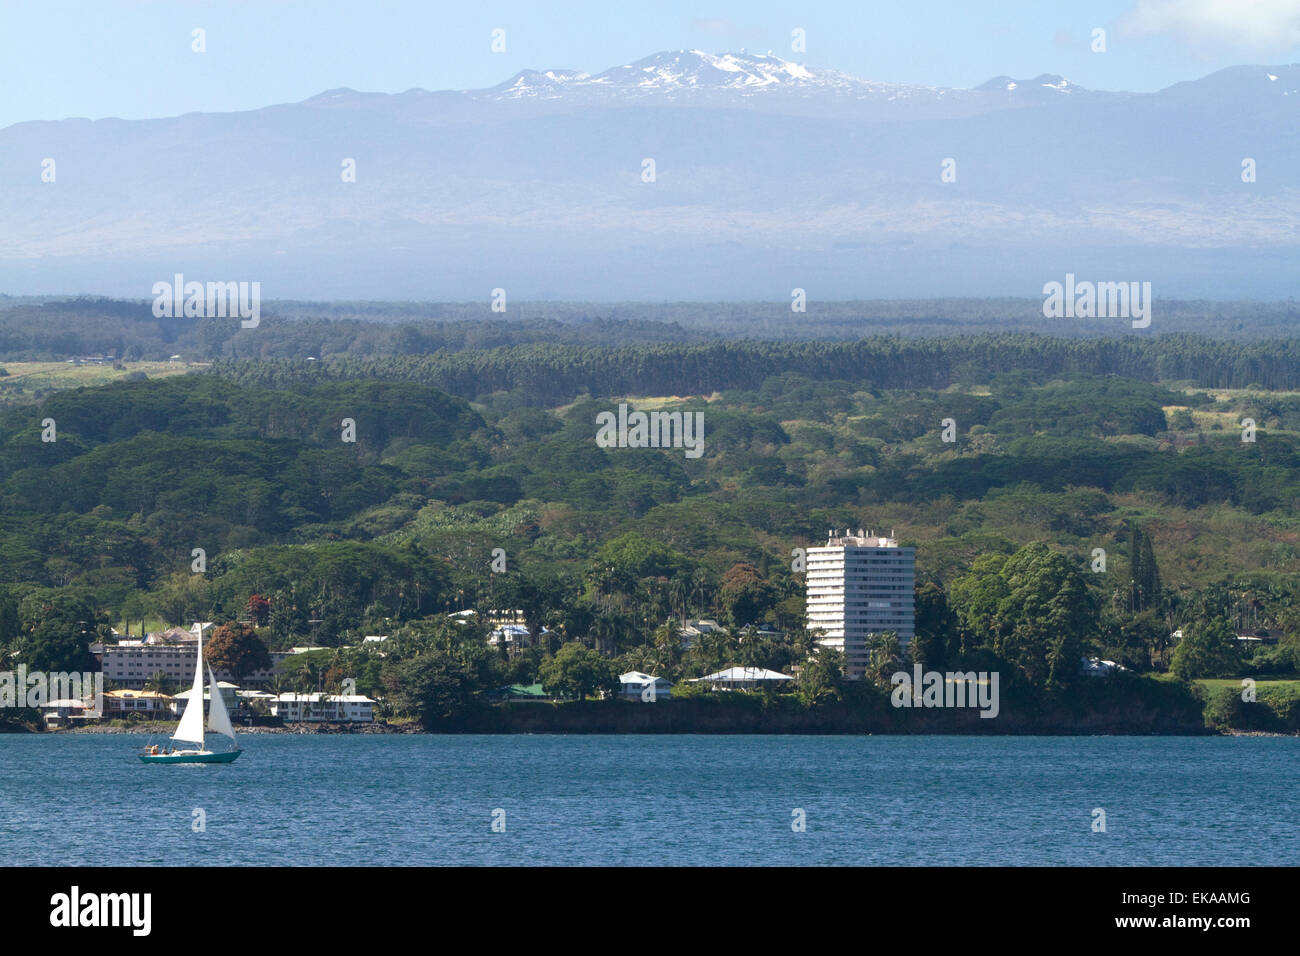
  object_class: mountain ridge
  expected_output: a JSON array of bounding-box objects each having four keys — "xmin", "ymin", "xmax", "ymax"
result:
[{"xmin": 1, "ymin": 50, "xmax": 1297, "ymax": 300}]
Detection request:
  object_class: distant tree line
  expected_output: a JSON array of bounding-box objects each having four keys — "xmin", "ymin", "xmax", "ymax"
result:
[
  {"xmin": 209, "ymin": 334, "xmax": 1300, "ymax": 406},
  {"xmin": 3, "ymin": 296, "xmax": 1300, "ymax": 363}
]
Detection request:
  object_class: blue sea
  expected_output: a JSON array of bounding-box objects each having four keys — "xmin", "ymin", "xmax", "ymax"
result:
[{"xmin": 3, "ymin": 734, "xmax": 1295, "ymax": 865}]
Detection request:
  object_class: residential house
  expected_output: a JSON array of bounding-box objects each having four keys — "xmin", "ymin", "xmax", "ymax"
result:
[
  {"xmin": 691, "ymin": 666, "xmax": 794, "ymax": 691},
  {"xmin": 619, "ymin": 671, "xmax": 673, "ymax": 701}
]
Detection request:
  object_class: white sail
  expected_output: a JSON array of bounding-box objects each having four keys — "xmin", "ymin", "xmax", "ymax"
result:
[
  {"xmin": 172, "ymin": 631, "xmax": 206, "ymax": 746},
  {"xmin": 206, "ymin": 663, "xmax": 236, "ymax": 740}
]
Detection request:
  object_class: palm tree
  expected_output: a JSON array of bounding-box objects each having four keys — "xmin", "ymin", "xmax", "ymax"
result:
[
  {"xmin": 591, "ymin": 611, "xmax": 619, "ymax": 657},
  {"xmin": 294, "ymin": 661, "xmax": 320, "ymax": 704},
  {"xmin": 652, "ymin": 619, "xmax": 683, "ymax": 670},
  {"xmin": 291, "ymin": 664, "xmax": 307, "ymax": 694},
  {"xmin": 690, "ymin": 568, "xmax": 712, "ymax": 619},
  {"xmin": 793, "ymin": 626, "xmax": 822, "ymax": 661},
  {"xmin": 866, "ymin": 631, "xmax": 902, "ymax": 687},
  {"xmin": 670, "ymin": 574, "xmax": 691, "ymax": 622},
  {"xmin": 622, "ymin": 646, "xmax": 654, "ymax": 676},
  {"xmin": 737, "ymin": 627, "xmax": 767, "ymax": 668},
  {"xmin": 697, "ymin": 628, "xmax": 731, "ymax": 671},
  {"xmin": 143, "ymin": 671, "xmax": 175, "ymax": 696}
]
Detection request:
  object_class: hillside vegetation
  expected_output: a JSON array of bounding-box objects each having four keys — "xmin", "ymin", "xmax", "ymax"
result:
[{"xmin": 0, "ymin": 329, "xmax": 1294, "ymax": 733}]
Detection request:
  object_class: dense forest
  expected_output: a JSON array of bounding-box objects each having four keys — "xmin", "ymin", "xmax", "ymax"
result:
[
  {"xmin": 0, "ymin": 296, "xmax": 1298, "ymax": 730},
  {"xmin": 0, "ymin": 342, "xmax": 1297, "ymax": 730},
  {"xmin": 209, "ymin": 334, "xmax": 1300, "ymax": 406}
]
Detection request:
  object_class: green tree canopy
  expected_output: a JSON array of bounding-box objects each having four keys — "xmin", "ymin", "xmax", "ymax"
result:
[
  {"xmin": 539, "ymin": 642, "xmax": 618, "ymax": 701},
  {"xmin": 1171, "ymin": 618, "xmax": 1241, "ymax": 680}
]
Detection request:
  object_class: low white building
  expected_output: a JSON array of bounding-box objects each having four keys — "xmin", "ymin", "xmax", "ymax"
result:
[
  {"xmin": 691, "ymin": 666, "xmax": 794, "ymax": 691},
  {"xmin": 487, "ymin": 624, "xmax": 555, "ymax": 649},
  {"xmin": 272, "ymin": 693, "xmax": 375, "ymax": 723},
  {"xmin": 1081, "ymin": 657, "xmax": 1128, "ymax": 677},
  {"xmin": 41, "ymin": 698, "xmax": 94, "ymax": 727},
  {"xmin": 619, "ymin": 671, "xmax": 673, "ymax": 701}
]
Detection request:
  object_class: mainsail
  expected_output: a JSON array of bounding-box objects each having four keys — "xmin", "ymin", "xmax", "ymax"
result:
[
  {"xmin": 206, "ymin": 663, "xmax": 236, "ymax": 740},
  {"xmin": 172, "ymin": 631, "xmax": 206, "ymax": 746}
]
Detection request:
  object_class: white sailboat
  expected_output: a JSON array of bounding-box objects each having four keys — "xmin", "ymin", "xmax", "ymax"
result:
[{"xmin": 139, "ymin": 629, "xmax": 242, "ymax": 764}]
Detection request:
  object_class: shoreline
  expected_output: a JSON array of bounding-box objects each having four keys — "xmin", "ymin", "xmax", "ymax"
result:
[
  {"xmin": 48, "ymin": 722, "xmax": 421, "ymax": 735},
  {"xmin": 30, "ymin": 731, "xmax": 1300, "ymax": 738},
  {"xmin": 15, "ymin": 723, "xmax": 1297, "ymax": 737},
  {"xmin": 8, "ymin": 684, "xmax": 1298, "ymax": 737}
]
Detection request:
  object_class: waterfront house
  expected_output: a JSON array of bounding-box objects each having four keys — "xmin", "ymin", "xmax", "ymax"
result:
[
  {"xmin": 691, "ymin": 666, "xmax": 794, "ymax": 691},
  {"xmin": 619, "ymin": 671, "xmax": 673, "ymax": 701},
  {"xmin": 1081, "ymin": 658, "xmax": 1127, "ymax": 677},
  {"xmin": 40, "ymin": 698, "xmax": 94, "ymax": 728}
]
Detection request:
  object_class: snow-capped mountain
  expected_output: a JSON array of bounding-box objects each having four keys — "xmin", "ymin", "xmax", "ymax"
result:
[
  {"xmin": 487, "ymin": 50, "xmax": 873, "ymax": 97},
  {"xmin": 471, "ymin": 50, "xmax": 977, "ymax": 119},
  {"xmin": 489, "ymin": 68, "xmax": 590, "ymax": 98},
  {"xmin": 299, "ymin": 51, "xmax": 1116, "ymax": 120},
  {"xmin": 0, "ymin": 53, "xmax": 1297, "ymax": 300}
]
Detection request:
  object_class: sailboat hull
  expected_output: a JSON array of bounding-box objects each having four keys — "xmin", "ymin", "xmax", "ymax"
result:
[{"xmin": 139, "ymin": 749, "xmax": 242, "ymax": 764}]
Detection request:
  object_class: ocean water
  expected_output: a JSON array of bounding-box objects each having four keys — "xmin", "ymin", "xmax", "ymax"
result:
[{"xmin": 2, "ymin": 733, "xmax": 1295, "ymax": 866}]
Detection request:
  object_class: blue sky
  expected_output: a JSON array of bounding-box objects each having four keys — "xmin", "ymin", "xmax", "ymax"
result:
[{"xmin": 3, "ymin": 0, "xmax": 1300, "ymax": 128}]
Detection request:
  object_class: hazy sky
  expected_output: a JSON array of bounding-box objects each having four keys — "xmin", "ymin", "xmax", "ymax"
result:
[{"xmin": 3, "ymin": 0, "xmax": 1300, "ymax": 128}]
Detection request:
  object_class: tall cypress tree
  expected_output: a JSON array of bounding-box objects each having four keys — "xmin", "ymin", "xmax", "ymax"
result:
[
  {"xmin": 1128, "ymin": 521, "xmax": 1161, "ymax": 614},
  {"xmin": 1128, "ymin": 521, "xmax": 1143, "ymax": 613},
  {"xmin": 1139, "ymin": 533, "xmax": 1161, "ymax": 613}
]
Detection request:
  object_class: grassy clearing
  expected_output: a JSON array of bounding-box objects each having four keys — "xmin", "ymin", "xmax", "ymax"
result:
[
  {"xmin": 112, "ymin": 618, "xmax": 170, "ymax": 636},
  {"xmin": 1196, "ymin": 678, "xmax": 1300, "ymax": 693},
  {"xmin": 0, "ymin": 361, "xmax": 200, "ymax": 406}
]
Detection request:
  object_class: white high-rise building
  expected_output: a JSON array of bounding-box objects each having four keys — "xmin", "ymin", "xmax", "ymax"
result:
[{"xmin": 806, "ymin": 530, "xmax": 915, "ymax": 680}]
